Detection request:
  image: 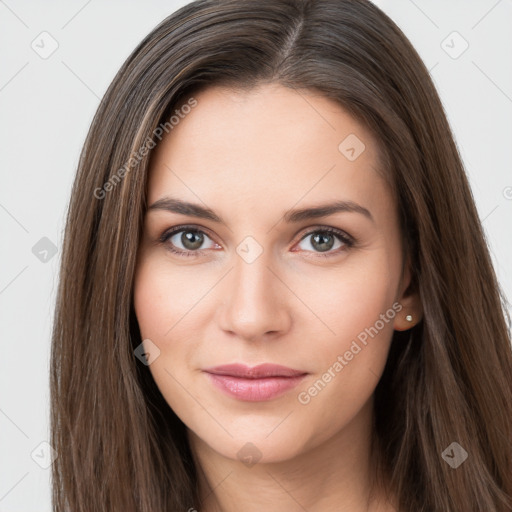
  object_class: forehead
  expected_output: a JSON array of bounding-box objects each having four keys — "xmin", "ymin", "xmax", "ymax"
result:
[{"xmin": 147, "ymin": 84, "xmax": 394, "ymax": 225}]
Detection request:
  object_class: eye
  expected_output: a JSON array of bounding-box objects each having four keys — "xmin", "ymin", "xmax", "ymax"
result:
[
  {"xmin": 294, "ymin": 227, "xmax": 354, "ymax": 257},
  {"xmin": 159, "ymin": 225, "xmax": 355, "ymax": 258},
  {"xmin": 159, "ymin": 226, "xmax": 219, "ymax": 257}
]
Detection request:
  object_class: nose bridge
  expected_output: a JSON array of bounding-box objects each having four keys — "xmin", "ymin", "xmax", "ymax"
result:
[
  {"xmin": 233, "ymin": 248, "xmax": 271, "ymax": 303},
  {"xmin": 218, "ymin": 243, "xmax": 290, "ymax": 339}
]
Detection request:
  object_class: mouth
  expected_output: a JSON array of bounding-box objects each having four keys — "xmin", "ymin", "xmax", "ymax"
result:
[{"xmin": 202, "ymin": 363, "xmax": 308, "ymax": 401}]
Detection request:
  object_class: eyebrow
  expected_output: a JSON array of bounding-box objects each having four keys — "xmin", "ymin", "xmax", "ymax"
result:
[{"xmin": 147, "ymin": 197, "xmax": 374, "ymax": 224}]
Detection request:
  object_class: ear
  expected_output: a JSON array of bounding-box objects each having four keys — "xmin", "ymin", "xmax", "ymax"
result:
[{"xmin": 393, "ymin": 255, "xmax": 423, "ymax": 331}]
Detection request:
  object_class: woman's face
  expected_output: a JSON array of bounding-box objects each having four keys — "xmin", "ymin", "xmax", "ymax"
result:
[{"xmin": 133, "ymin": 83, "xmax": 417, "ymax": 464}]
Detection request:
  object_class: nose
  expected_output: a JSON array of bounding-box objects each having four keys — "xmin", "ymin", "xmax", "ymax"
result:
[{"xmin": 216, "ymin": 250, "xmax": 292, "ymax": 342}]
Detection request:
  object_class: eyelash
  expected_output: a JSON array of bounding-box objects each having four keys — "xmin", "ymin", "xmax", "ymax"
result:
[{"xmin": 158, "ymin": 225, "xmax": 355, "ymax": 259}]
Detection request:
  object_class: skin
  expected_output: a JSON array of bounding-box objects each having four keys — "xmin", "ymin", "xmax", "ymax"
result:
[{"xmin": 133, "ymin": 83, "xmax": 423, "ymax": 512}]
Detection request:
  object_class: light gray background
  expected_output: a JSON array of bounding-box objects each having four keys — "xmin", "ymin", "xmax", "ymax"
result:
[{"xmin": 1, "ymin": 0, "xmax": 511, "ymax": 509}]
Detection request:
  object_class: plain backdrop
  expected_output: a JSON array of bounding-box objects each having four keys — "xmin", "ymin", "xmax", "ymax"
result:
[{"xmin": 1, "ymin": 0, "xmax": 511, "ymax": 509}]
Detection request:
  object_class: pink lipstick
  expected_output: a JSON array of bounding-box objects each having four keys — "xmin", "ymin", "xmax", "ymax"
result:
[{"xmin": 202, "ymin": 363, "xmax": 307, "ymax": 401}]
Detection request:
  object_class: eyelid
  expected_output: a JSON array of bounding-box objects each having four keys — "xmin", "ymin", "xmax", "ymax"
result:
[
  {"xmin": 296, "ymin": 225, "xmax": 353, "ymax": 244},
  {"xmin": 159, "ymin": 224, "xmax": 216, "ymax": 243}
]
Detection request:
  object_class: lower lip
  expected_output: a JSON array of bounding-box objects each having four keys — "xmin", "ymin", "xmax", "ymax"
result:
[{"xmin": 204, "ymin": 372, "xmax": 307, "ymax": 401}]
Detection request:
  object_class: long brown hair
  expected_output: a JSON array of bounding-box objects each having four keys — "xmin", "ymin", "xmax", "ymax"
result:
[{"xmin": 50, "ymin": 0, "xmax": 512, "ymax": 510}]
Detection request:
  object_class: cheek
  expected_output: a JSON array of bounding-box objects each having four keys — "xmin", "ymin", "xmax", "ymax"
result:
[
  {"xmin": 133, "ymin": 264, "xmax": 170, "ymax": 340},
  {"xmin": 296, "ymin": 252, "xmax": 398, "ymax": 353},
  {"xmin": 133, "ymin": 259, "xmax": 201, "ymax": 419},
  {"xmin": 133, "ymin": 256, "xmax": 208, "ymax": 339},
  {"xmin": 132, "ymin": 255, "xmax": 217, "ymax": 383},
  {"xmin": 291, "ymin": 251, "xmax": 399, "ymax": 415}
]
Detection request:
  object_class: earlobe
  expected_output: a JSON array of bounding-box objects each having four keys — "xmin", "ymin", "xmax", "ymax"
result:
[
  {"xmin": 394, "ymin": 259, "xmax": 423, "ymax": 331},
  {"xmin": 393, "ymin": 309, "xmax": 421, "ymax": 331}
]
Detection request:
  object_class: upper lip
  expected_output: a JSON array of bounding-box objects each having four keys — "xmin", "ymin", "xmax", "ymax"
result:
[{"xmin": 203, "ymin": 363, "xmax": 307, "ymax": 379}]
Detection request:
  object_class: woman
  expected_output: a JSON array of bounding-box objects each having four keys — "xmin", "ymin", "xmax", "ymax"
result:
[{"xmin": 50, "ymin": 0, "xmax": 512, "ymax": 510}]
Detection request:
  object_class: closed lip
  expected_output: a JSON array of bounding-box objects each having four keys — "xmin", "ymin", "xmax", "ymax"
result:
[{"xmin": 202, "ymin": 363, "xmax": 307, "ymax": 379}]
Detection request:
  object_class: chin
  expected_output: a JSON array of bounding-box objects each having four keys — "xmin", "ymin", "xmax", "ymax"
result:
[{"xmin": 189, "ymin": 420, "xmax": 314, "ymax": 466}]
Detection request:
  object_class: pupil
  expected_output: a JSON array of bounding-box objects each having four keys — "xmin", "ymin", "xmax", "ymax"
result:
[
  {"xmin": 312, "ymin": 233, "xmax": 334, "ymax": 252},
  {"xmin": 182, "ymin": 231, "xmax": 203, "ymax": 250}
]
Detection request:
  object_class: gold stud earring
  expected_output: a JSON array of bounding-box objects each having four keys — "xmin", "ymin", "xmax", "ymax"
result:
[{"xmin": 405, "ymin": 314, "xmax": 413, "ymax": 322}]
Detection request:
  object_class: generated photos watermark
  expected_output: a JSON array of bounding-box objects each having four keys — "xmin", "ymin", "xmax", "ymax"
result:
[
  {"xmin": 297, "ymin": 301, "xmax": 403, "ymax": 405},
  {"xmin": 94, "ymin": 97, "xmax": 198, "ymax": 200}
]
